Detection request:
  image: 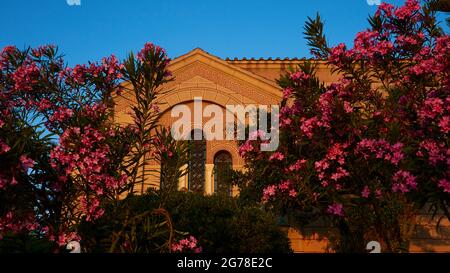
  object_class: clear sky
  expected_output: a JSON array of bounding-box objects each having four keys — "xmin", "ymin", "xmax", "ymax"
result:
[{"xmin": 1, "ymin": 0, "xmax": 448, "ymax": 65}]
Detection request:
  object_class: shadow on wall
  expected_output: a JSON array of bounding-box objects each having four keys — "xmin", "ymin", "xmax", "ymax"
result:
[
  {"xmin": 283, "ymin": 213, "xmax": 450, "ymax": 253},
  {"xmin": 279, "ymin": 215, "xmax": 335, "ymax": 253},
  {"xmin": 410, "ymin": 214, "xmax": 450, "ymax": 253}
]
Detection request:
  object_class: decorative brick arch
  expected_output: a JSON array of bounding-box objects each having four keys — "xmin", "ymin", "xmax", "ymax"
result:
[
  {"xmin": 156, "ymin": 86, "xmax": 242, "ymax": 114},
  {"xmin": 208, "ymin": 144, "xmax": 241, "ymax": 166}
]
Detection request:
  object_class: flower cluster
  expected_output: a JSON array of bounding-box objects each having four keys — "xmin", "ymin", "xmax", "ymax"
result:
[
  {"xmin": 392, "ymin": 0, "xmax": 421, "ymax": 21},
  {"xmin": 171, "ymin": 236, "xmax": 202, "ymax": 253},
  {"xmin": 238, "ymin": 140, "xmax": 255, "ymax": 157},
  {"xmin": 42, "ymin": 226, "xmax": 80, "ymax": 247},
  {"xmin": 238, "ymin": 131, "xmax": 269, "ymax": 158},
  {"xmin": 12, "ymin": 61, "xmax": 40, "ymax": 92},
  {"xmin": 286, "ymin": 159, "xmax": 307, "ymax": 173},
  {"xmin": 314, "ymin": 143, "xmax": 350, "ymax": 189},
  {"xmin": 279, "ymin": 102, "xmax": 300, "ymax": 128},
  {"xmin": 290, "ymin": 70, "xmax": 310, "ymax": 83},
  {"xmin": 392, "ymin": 170, "xmax": 417, "ymax": 193},
  {"xmin": 0, "ymin": 212, "xmax": 38, "ymax": 240},
  {"xmin": 262, "ymin": 180, "xmax": 298, "ymax": 203},
  {"xmin": 438, "ymin": 179, "xmax": 450, "ymax": 194},
  {"xmin": 269, "ymin": 152, "xmax": 285, "ymax": 161},
  {"xmin": 355, "ymin": 139, "xmax": 404, "ymax": 166},
  {"xmin": 327, "ymin": 203, "xmax": 344, "ymax": 217},
  {"xmin": 0, "ymin": 45, "xmax": 18, "ymax": 70},
  {"xmin": 417, "ymin": 97, "xmax": 444, "ymax": 121},
  {"xmin": 137, "ymin": 42, "xmax": 171, "ymax": 78},
  {"xmin": 60, "ymin": 55, "xmax": 123, "ymax": 87},
  {"xmin": 50, "ymin": 121, "xmax": 127, "ymax": 221},
  {"xmin": 416, "ymin": 140, "xmax": 448, "ymax": 167},
  {"xmin": 19, "ymin": 155, "xmax": 35, "ymax": 171}
]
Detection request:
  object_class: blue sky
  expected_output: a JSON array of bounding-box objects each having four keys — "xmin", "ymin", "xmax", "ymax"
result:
[{"xmin": 1, "ymin": 0, "xmax": 448, "ymax": 65}]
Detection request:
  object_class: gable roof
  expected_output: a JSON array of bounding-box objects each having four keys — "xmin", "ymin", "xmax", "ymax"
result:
[{"xmin": 168, "ymin": 48, "xmax": 282, "ymax": 96}]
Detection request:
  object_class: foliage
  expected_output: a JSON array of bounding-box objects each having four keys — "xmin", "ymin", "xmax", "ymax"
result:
[{"xmin": 79, "ymin": 191, "xmax": 292, "ymax": 253}]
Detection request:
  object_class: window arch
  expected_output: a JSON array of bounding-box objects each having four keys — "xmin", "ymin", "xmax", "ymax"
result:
[
  {"xmin": 213, "ymin": 151, "xmax": 233, "ymax": 195},
  {"xmin": 188, "ymin": 129, "xmax": 206, "ymax": 193}
]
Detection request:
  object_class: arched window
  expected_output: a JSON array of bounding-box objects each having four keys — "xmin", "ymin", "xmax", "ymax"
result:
[
  {"xmin": 188, "ymin": 129, "xmax": 206, "ymax": 193},
  {"xmin": 213, "ymin": 151, "xmax": 232, "ymax": 195}
]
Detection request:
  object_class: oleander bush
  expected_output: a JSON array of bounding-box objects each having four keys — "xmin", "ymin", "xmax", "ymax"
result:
[
  {"xmin": 0, "ymin": 41, "xmax": 186, "ymax": 252},
  {"xmin": 235, "ymin": 0, "xmax": 449, "ymax": 252}
]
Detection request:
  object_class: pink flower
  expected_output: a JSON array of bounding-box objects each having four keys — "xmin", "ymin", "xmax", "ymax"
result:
[
  {"xmin": 290, "ymin": 70, "xmax": 310, "ymax": 82},
  {"xmin": 248, "ymin": 129, "xmax": 267, "ymax": 140},
  {"xmin": 355, "ymin": 139, "xmax": 404, "ymax": 165},
  {"xmin": 37, "ymin": 98, "xmax": 52, "ymax": 111},
  {"xmin": 19, "ymin": 155, "xmax": 35, "ymax": 171},
  {"xmin": 278, "ymin": 180, "xmax": 291, "ymax": 191},
  {"xmin": 396, "ymin": 33, "xmax": 424, "ymax": 47},
  {"xmin": 288, "ymin": 159, "xmax": 307, "ymax": 172},
  {"xmin": 329, "ymin": 43, "xmax": 347, "ymax": 66},
  {"xmin": 418, "ymin": 98, "xmax": 444, "ymax": 121},
  {"xmin": 171, "ymin": 236, "xmax": 202, "ymax": 253},
  {"xmin": 171, "ymin": 243, "xmax": 183, "ymax": 252},
  {"xmin": 438, "ymin": 116, "xmax": 450, "ymax": 134},
  {"xmin": 269, "ymin": 152, "xmax": 285, "ymax": 161},
  {"xmin": 188, "ymin": 236, "xmax": 197, "ymax": 248},
  {"xmin": 31, "ymin": 45, "xmax": 55, "ymax": 58},
  {"xmin": 361, "ymin": 186, "xmax": 370, "ymax": 198},
  {"xmin": 393, "ymin": 0, "xmax": 420, "ymax": 21},
  {"xmin": 300, "ymin": 117, "xmax": 319, "ymax": 138},
  {"xmin": 417, "ymin": 140, "xmax": 446, "ymax": 166},
  {"xmin": 376, "ymin": 2, "xmax": 394, "ymax": 17},
  {"xmin": 12, "ymin": 61, "xmax": 40, "ymax": 91},
  {"xmin": 327, "ymin": 203, "xmax": 344, "ymax": 217},
  {"xmin": 289, "ymin": 189, "xmax": 298, "ymax": 198},
  {"xmin": 330, "ymin": 167, "xmax": 349, "ymax": 181},
  {"xmin": 319, "ymin": 90, "xmax": 335, "ymax": 126},
  {"xmin": 279, "ymin": 106, "xmax": 296, "ymax": 128},
  {"xmin": 0, "ymin": 45, "xmax": 18, "ymax": 69},
  {"xmin": 0, "ymin": 141, "xmax": 10, "ymax": 154},
  {"xmin": 194, "ymin": 247, "xmax": 203, "ymax": 253},
  {"xmin": 327, "ymin": 143, "xmax": 348, "ymax": 160},
  {"xmin": 282, "ymin": 87, "xmax": 293, "ymax": 99},
  {"xmin": 437, "ymin": 179, "xmax": 450, "ymax": 194},
  {"xmin": 343, "ymin": 101, "xmax": 353, "ymax": 113},
  {"xmin": 137, "ymin": 42, "xmax": 170, "ymax": 66},
  {"xmin": 262, "ymin": 185, "xmax": 277, "ymax": 202},
  {"xmin": 49, "ymin": 107, "xmax": 74, "ymax": 123},
  {"xmin": 79, "ymin": 195, "xmax": 105, "ymax": 222},
  {"xmin": 392, "ymin": 170, "xmax": 417, "ymax": 193},
  {"xmin": 56, "ymin": 232, "xmax": 80, "ymax": 247},
  {"xmin": 0, "ymin": 211, "xmax": 39, "ymax": 236},
  {"xmin": 238, "ymin": 140, "xmax": 254, "ymax": 157},
  {"xmin": 314, "ymin": 159, "xmax": 330, "ymax": 172},
  {"xmin": 10, "ymin": 177, "xmax": 18, "ymax": 186}
]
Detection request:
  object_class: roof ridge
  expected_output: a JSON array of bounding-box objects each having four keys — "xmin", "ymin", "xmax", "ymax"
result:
[
  {"xmin": 168, "ymin": 48, "xmax": 283, "ymax": 92},
  {"xmin": 225, "ymin": 57, "xmax": 320, "ymax": 61}
]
